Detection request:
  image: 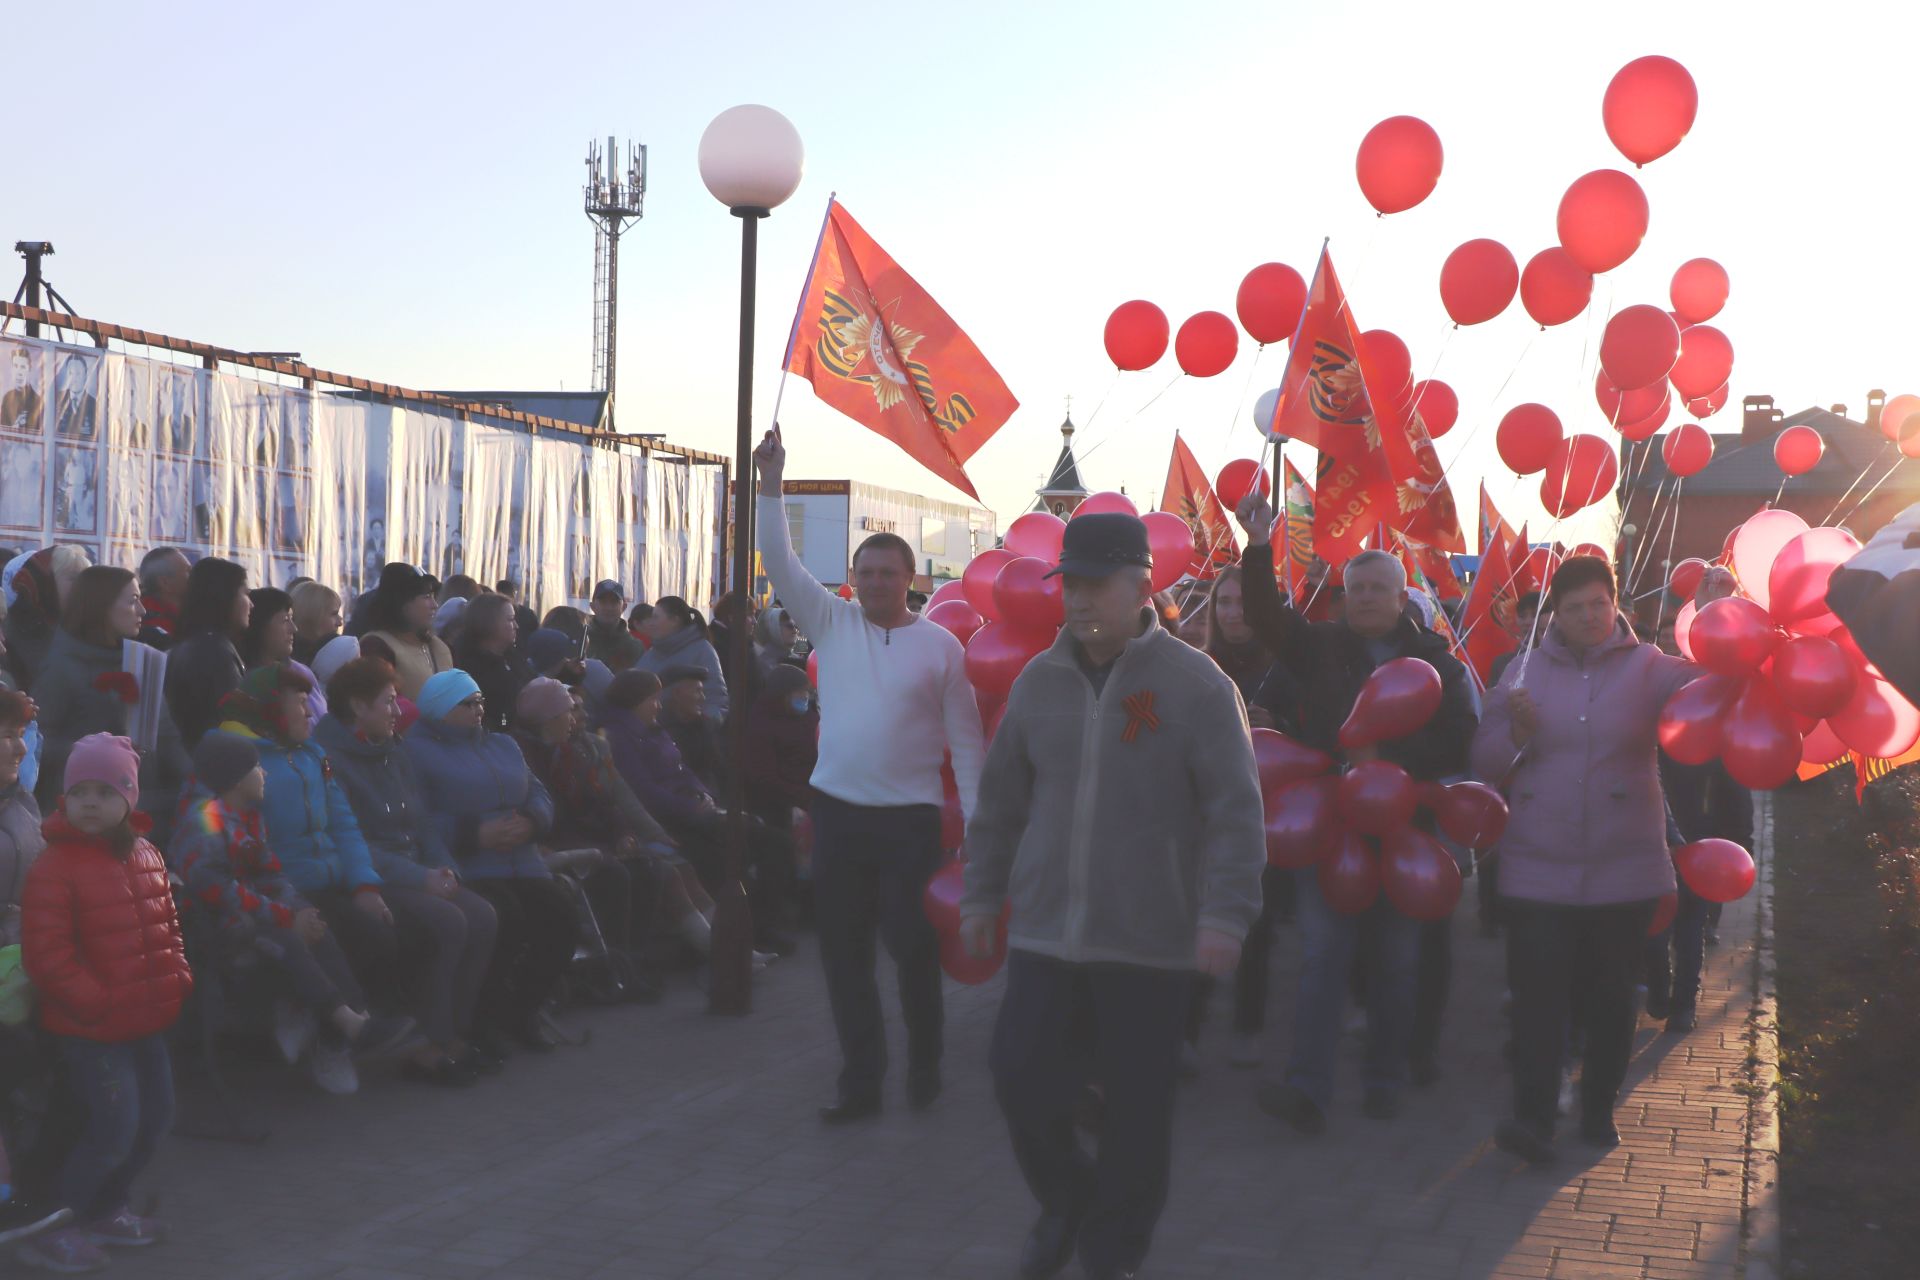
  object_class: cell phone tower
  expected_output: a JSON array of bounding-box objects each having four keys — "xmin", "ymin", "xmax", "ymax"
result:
[{"xmin": 584, "ymin": 137, "xmax": 647, "ymax": 415}]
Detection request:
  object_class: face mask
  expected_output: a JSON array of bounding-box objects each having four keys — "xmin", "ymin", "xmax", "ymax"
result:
[{"xmin": 788, "ymin": 695, "xmax": 813, "ymax": 716}]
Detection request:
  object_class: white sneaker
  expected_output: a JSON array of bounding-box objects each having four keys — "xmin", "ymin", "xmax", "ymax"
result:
[
  {"xmin": 751, "ymin": 950, "xmax": 776, "ymax": 974},
  {"xmin": 1556, "ymin": 1071, "xmax": 1578, "ymax": 1118},
  {"xmin": 272, "ymin": 998, "xmax": 316, "ymax": 1066},
  {"xmin": 1230, "ymin": 1032, "xmax": 1263, "ymax": 1069},
  {"xmin": 309, "ymin": 1039, "xmax": 359, "ymax": 1095}
]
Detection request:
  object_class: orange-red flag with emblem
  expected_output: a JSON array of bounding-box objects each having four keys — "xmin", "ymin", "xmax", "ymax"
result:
[
  {"xmin": 784, "ymin": 200, "xmax": 1018, "ymax": 501},
  {"xmin": 1262, "ymin": 247, "xmax": 1379, "ymax": 465},
  {"xmin": 1161, "ymin": 434, "xmax": 1239, "ymax": 580},
  {"xmin": 1459, "ymin": 524, "xmax": 1521, "ymax": 685}
]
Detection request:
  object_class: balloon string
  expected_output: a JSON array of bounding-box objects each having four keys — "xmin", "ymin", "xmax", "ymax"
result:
[
  {"xmin": 1621, "ymin": 472, "xmax": 1672, "ymax": 594},
  {"xmin": 1772, "ymin": 475, "xmax": 1788, "ymax": 508},
  {"xmin": 1069, "ymin": 371, "xmax": 1184, "ymax": 478},
  {"xmin": 1650, "ymin": 476, "xmax": 1686, "ymax": 634},
  {"xmin": 1511, "ymin": 515, "xmax": 1568, "ymax": 683},
  {"xmin": 1022, "ymin": 368, "xmax": 1126, "ymax": 494},
  {"xmin": 1224, "ymin": 347, "xmax": 1266, "ymax": 451},
  {"xmin": 1431, "ymin": 329, "xmax": 1538, "ymax": 503},
  {"xmin": 1832, "ymin": 453, "xmax": 1907, "ymax": 531},
  {"xmin": 1822, "ymin": 441, "xmax": 1893, "ymax": 525}
]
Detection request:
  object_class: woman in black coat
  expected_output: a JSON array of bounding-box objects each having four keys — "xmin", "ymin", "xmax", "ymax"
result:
[
  {"xmin": 452, "ymin": 594, "xmax": 532, "ymax": 736},
  {"xmin": 164, "ymin": 556, "xmax": 251, "ymax": 747}
]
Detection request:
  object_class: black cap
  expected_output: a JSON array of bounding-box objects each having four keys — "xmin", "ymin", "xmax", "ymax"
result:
[
  {"xmin": 660, "ymin": 664, "xmax": 708, "ymax": 686},
  {"xmin": 1044, "ymin": 513, "xmax": 1154, "ymax": 579},
  {"xmin": 593, "ymin": 579, "xmax": 625, "ymax": 602}
]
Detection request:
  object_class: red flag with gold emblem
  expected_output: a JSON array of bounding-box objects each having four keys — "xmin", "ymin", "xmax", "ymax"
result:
[
  {"xmin": 1459, "ymin": 524, "xmax": 1521, "ymax": 684},
  {"xmin": 1313, "ymin": 448, "xmax": 1396, "ymax": 564},
  {"xmin": 785, "ymin": 200, "xmax": 1018, "ymax": 501},
  {"xmin": 1161, "ymin": 434, "xmax": 1238, "ymax": 579},
  {"xmin": 1262, "ymin": 248, "xmax": 1378, "ymax": 465}
]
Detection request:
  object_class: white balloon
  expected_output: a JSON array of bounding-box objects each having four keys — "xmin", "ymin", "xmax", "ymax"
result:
[{"xmin": 1252, "ymin": 388, "xmax": 1285, "ymax": 439}]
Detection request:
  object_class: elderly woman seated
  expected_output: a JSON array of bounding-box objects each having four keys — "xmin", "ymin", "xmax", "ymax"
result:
[
  {"xmin": 403, "ymin": 670, "xmax": 576, "ymax": 1052},
  {"xmin": 596, "ymin": 670, "xmax": 794, "ymax": 958},
  {"xmin": 510, "ymin": 677, "xmax": 741, "ymax": 971}
]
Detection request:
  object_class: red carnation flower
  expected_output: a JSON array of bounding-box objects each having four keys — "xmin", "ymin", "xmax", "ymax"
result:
[{"xmin": 91, "ymin": 671, "xmax": 140, "ymax": 705}]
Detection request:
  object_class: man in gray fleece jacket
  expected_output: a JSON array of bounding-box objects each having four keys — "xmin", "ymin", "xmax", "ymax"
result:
[{"xmin": 960, "ymin": 513, "xmax": 1265, "ymax": 1280}]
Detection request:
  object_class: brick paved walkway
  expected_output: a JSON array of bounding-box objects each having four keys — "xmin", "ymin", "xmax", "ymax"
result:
[{"xmin": 81, "ymin": 872, "xmax": 1765, "ymax": 1280}]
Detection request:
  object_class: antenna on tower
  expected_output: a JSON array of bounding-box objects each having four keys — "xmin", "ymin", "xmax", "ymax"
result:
[{"xmin": 584, "ymin": 136, "xmax": 647, "ymax": 423}]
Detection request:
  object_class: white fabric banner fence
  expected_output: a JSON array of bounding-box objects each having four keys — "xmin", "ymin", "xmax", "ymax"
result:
[{"xmin": 0, "ymin": 332, "xmax": 722, "ymax": 610}]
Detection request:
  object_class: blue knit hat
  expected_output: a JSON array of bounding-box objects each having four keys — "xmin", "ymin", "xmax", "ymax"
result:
[{"xmin": 418, "ymin": 669, "xmax": 482, "ymax": 722}]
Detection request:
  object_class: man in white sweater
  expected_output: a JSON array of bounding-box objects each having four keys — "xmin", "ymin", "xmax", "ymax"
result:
[{"xmin": 753, "ymin": 426, "xmax": 986, "ymax": 1122}]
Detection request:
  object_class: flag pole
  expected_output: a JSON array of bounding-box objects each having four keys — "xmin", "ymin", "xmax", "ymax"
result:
[{"xmin": 767, "ymin": 192, "xmax": 837, "ymax": 430}]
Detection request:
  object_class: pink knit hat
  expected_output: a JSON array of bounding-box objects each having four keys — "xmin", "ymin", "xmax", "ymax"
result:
[{"xmin": 65, "ymin": 733, "xmax": 140, "ymax": 811}]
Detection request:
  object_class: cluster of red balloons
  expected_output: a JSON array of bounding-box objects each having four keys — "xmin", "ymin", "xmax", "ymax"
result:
[
  {"xmin": 1258, "ymin": 662, "xmax": 1507, "ymax": 919},
  {"xmin": 1661, "ymin": 509, "xmax": 1920, "ymax": 785},
  {"xmin": 1103, "ymin": 263, "xmax": 1308, "ymax": 377},
  {"xmin": 1877, "ymin": 392, "xmax": 1920, "ymax": 459}
]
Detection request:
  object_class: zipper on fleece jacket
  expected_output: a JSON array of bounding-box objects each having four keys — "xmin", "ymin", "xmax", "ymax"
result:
[{"xmin": 1063, "ymin": 643, "xmax": 1137, "ymax": 958}]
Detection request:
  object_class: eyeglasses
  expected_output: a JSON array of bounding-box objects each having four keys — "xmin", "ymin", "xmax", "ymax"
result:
[{"xmin": 458, "ymin": 696, "xmax": 485, "ymax": 709}]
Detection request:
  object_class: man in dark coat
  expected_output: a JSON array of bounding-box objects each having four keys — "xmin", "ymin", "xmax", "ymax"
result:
[{"xmin": 1234, "ymin": 492, "xmax": 1478, "ymax": 1132}]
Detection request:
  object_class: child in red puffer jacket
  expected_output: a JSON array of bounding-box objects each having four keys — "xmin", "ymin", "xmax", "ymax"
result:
[{"xmin": 17, "ymin": 734, "xmax": 191, "ymax": 1272}]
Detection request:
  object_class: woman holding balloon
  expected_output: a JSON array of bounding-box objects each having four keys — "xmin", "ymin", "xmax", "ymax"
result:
[{"xmin": 1472, "ymin": 555, "xmax": 1705, "ymax": 1165}]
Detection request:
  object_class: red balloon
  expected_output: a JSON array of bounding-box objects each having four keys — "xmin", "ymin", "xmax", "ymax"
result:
[
  {"xmin": 1142, "ymin": 511, "xmax": 1196, "ymax": 592},
  {"xmin": 1648, "ymin": 891, "xmax": 1679, "ymax": 937},
  {"xmin": 1516, "ymin": 545, "xmax": 1562, "ymax": 595},
  {"xmin": 1720, "ymin": 676, "xmax": 1803, "ymax": 789},
  {"xmin": 1670, "ymin": 325, "xmax": 1734, "ymax": 401},
  {"xmin": 962, "ymin": 549, "xmax": 1015, "ymax": 620},
  {"xmin": 1674, "ymin": 599, "xmax": 1699, "ymax": 660},
  {"xmin": 1175, "ymin": 311, "xmax": 1239, "ymax": 378},
  {"xmin": 836, "ymin": 583, "xmax": 855, "ymax": 600},
  {"xmin": 1359, "ymin": 330, "xmax": 1413, "ymax": 405},
  {"xmin": 923, "ymin": 858, "xmax": 1009, "ymax": 984},
  {"xmin": 1768, "ymin": 527, "xmax": 1861, "ymax": 627},
  {"xmin": 1339, "ymin": 657, "xmax": 1443, "ymax": 749},
  {"xmin": 926, "ymin": 599, "xmax": 985, "ymax": 648},
  {"xmin": 1685, "ymin": 383, "xmax": 1730, "ymax": 420},
  {"xmin": 1595, "ymin": 371, "xmax": 1670, "ymax": 428},
  {"xmin": 1074, "ymin": 491, "xmax": 1138, "ymax": 519},
  {"xmin": 1661, "ymin": 422, "xmax": 1714, "ymax": 477},
  {"xmin": 1104, "ymin": 300, "xmax": 1169, "ymax": 371},
  {"xmin": 1600, "ymin": 304, "xmax": 1682, "ymax": 391},
  {"xmin": 1252, "ymin": 728, "xmax": 1334, "ymax": 794},
  {"xmin": 1603, "ymin": 56, "xmax": 1700, "ymax": 167},
  {"xmin": 1619, "ymin": 401, "xmax": 1670, "ymax": 442},
  {"xmin": 1355, "ymin": 116, "xmax": 1443, "ymax": 215},
  {"xmin": 1674, "ymin": 839, "xmax": 1756, "ymax": 904},
  {"xmin": 1316, "ymin": 831, "xmax": 1382, "ymax": 915},
  {"xmin": 1732, "ymin": 509, "xmax": 1809, "ymax": 611},
  {"xmin": 1690, "ymin": 597, "xmax": 1781, "ymax": 676},
  {"xmin": 1801, "ymin": 720, "xmax": 1848, "ymax": 766},
  {"xmin": 1519, "ymin": 247, "xmax": 1594, "ymax": 327},
  {"xmin": 1671, "ymin": 258, "xmax": 1729, "ymax": 325},
  {"xmin": 1773, "ymin": 424, "xmax": 1824, "ymax": 476},
  {"xmin": 927, "ymin": 579, "xmax": 966, "ymax": 610},
  {"xmin": 1337, "ymin": 760, "xmax": 1417, "ymax": 836},
  {"xmin": 1439, "ymin": 239, "xmax": 1519, "ymax": 325},
  {"xmin": 1830, "ymin": 674, "xmax": 1920, "ymax": 759},
  {"xmin": 1669, "ymin": 558, "xmax": 1709, "ymax": 599},
  {"xmin": 1004, "ymin": 512, "xmax": 1067, "ymax": 564},
  {"xmin": 939, "ymin": 767, "xmax": 965, "ymax": 851},
  {"xmin": 1557, "ymin": 170, "xmax": 1650, "ymax": 274},
  {"xmin": 806, "ymin": 647, "xmax": 820, "ymax": 688},
  {"xmin": 1215, "ymin": 458, "xmax": 1271, "ymax": 510},
  {"xmin": 1411, "ymin": 380, "xmax": 1458, "ymax": 438},
  {"xmin": 1771, "ymin": 635, "xmax": 1857, "ymax": 721},
  {"xmin": 1878, "ymin": 393, "xmax": 1920, "ymax": 443},
  {"xmin": 1237, "ymin": 263, "xmax": 1308, "ymax": 346},
  {"xmin": 992, "ymin": 556, "xmax": 1065, "ymax": 631},
  {"xmin": 964, "ymin": 620, "xmax": 1052, "ymax": 701},
  {"xmin": 1570, "ymin": 542, "xmax": 1610, "ymax": 562},
  {"xmin": 1380, "ymin": 828, "xmax": 1463, "ymax": 921},
  {"xmin": 1264, "ymin": 775, "xmax": 1342, "ymax": 870},
  {"xmin": 1658, "ymin": 673, "xmax": 1742, "ymax": 764},
  {"xmin": 1432, "ymin": 781, "xmax": 1509, "ymax": 850},
  {"xmin": 1497, "ymin": 403, "xmax": 1563, "ymax": 476},
  {"xmin": 1540, "ymin": 434, "xmax": 1619, "ymax": 518}
]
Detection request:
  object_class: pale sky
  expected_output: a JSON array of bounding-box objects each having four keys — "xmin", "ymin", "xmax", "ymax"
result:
[{"xmin": 11, "ymin": 0, "xmax": 1917, "ymax": 549}]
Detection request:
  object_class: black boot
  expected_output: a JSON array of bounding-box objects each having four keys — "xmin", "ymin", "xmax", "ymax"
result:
[{"xmin": 1018, "ymin": 1210, "xmax": 1081, "ymax": 1280}]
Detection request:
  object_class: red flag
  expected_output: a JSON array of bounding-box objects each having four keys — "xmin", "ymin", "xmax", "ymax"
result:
[
  {"xmin": 1400, "ymin": 536, "xmax": 1464, "ymax": 603},
  {"xmin": 1263, "ymin": 248, "xmax": 1385, "ymax": 465},
  {"xmin": 1313, "ymin": 447, "xmax": 1396, "ymax": 564},
  {"xmin": 1281, "ymin": 458, "xmax": 1316, "ymax": 593},
  {"xmin": 1460, "ymin": 525, "xmax": 1520, "ymax": 684},
  {"xmin": 1478, "ymin": 481, "xmax": 1518, "ymax": 558},
  {"xmin": 785, "ymin": 200, "xmax": 1018, "ymax": 500},
  {"xmin": 1161, "ymin": 434, "xmax": 1239, "ymax": 580}
]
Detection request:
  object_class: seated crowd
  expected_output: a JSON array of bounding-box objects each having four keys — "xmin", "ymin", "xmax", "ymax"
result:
[{"xmin": 0, "ymin": 544, "xmax": 816, "ymax": 1272}]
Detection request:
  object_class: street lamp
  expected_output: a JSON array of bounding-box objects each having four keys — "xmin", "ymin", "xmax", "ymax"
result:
[{"xmin": 698, "ymin": 104, "xmax": 804, "ymax": 1016}]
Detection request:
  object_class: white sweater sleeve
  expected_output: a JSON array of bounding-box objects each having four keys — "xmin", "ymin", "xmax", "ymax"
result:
[
  {"xmin": 756, "ymin": 493, "xmax": 843, "ymax": 644},
  {"xmin": 941, "ymin": 646, "xmax": 986, "ymax": 824}
]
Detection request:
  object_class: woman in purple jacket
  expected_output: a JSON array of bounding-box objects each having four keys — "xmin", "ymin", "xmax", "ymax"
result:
[{"xmin": 1471, "ymin": 556, "xmax": 1699, "ymax": 1164}]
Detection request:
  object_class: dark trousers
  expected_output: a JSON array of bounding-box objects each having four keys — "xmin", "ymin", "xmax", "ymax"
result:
[
  {"xmin": 469, "ymin": 877, "xmax": 578, "ymax": 1029},
  {"xmin": 1186, "ymin": 866, "xmax": 1286, "ymax": 1042},
  {"xmin": 991, "ymin": 951, "xmax": 1192, "ymax": 1278},
  {"xmin": 54, "ymin": 1034, "xmax": 173, "ymax": 1220},
  {"xmin": 1644, "ymin": 883, "xmax": 1710, "ymax": 1018},
  {"xmin": 385, "ymin": 885, "xmax": 498, "ymax": 1043},
  {"xmin": 1410, "ymin": 916, "xmax": 1452, "ymax": 1066},
  {"xmin": 809, "ymin": 791, "xmax": 943, "ymax": 1101},
  {"xmin": 267, "ymin": 928, "xmax": 363, "ymax": 1014},
  {"xmin": 309, "ymin": 888, "xmax": 402, "ymax": 1004},
  {"xmin": 1504, "ymin": 897, "xmax": 1657, "ymax": 1134},
  {"xmin": 672, "ymin": 812, "xmax": 796, "ymax": 945}
]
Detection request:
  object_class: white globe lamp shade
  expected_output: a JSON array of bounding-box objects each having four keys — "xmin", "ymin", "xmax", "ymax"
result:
[{"xmin": 698, "ymin": 105, "xmax": 805, "ymax": 212}]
